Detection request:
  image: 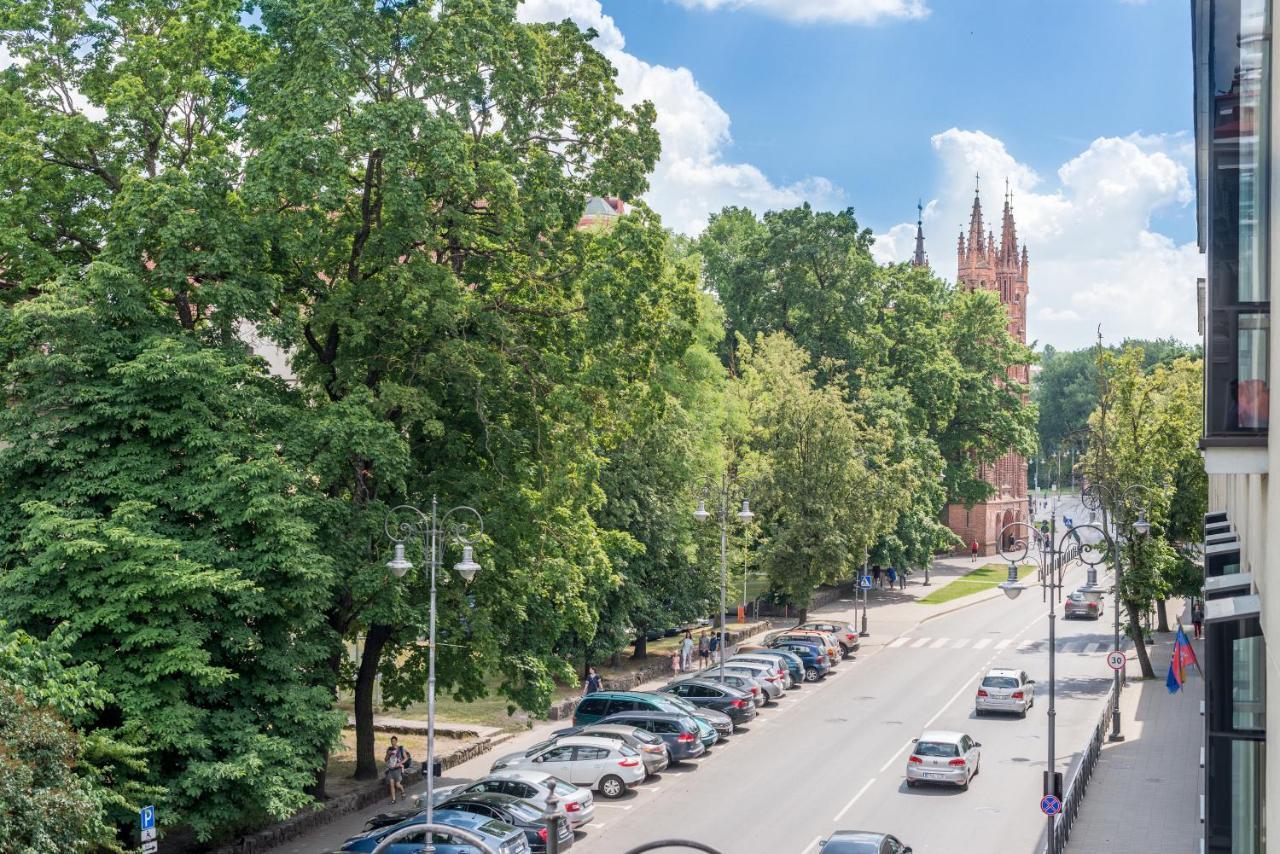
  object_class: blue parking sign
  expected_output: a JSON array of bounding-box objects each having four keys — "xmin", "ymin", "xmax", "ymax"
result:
[{"xmin": 140, "ymin": 805, "xmax": 155, "ymax": 831}]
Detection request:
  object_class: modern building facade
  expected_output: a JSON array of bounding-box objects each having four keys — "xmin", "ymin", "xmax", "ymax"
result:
[
  {"xmin": 932, "ymin": 183, "xmax": 1031, "ymax": 555},
  {"xmin": 1192, "ymin": 0, "xmax": 1271, "ymax": 849}
]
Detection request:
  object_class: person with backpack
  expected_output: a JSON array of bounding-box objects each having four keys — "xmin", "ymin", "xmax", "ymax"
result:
[{"xmin": 385, "ymin": 736, "xmax": 407, "ymax": 804}]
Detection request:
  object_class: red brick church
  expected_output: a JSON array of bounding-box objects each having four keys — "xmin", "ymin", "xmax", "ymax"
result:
[{"xmin": 912, "ymin": 179, "xmax": 1030, "ymax": 556}]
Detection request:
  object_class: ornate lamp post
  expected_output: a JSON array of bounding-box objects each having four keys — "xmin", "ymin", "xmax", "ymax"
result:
[
  {"xmin": 996, "ymin": 519, "xmax": 1111, "ymax": 854},
  {"xmin": 384, "ymin": 497, "xmax": 485, "ymax": 852},
  {"xmin": 1081, "ymin": 482, "xmax": 1152, "ymax": 741},
  {"xmin": 694, "ymin": 474, "xmax": 755, "ymax": 681}
]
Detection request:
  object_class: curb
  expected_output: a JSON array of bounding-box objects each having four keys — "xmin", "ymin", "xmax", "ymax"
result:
[{"xmin": 918, "ymin": 588, "xmax": 1006, "ymax": 624}]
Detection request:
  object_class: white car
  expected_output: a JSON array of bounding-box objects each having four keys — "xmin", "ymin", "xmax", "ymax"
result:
[
  {"xmin": 490, "ymin": 736, "xmax": 645, "ymax": 799},
  {"xmin": 905, "ymin": 730, "xmax": 981, "ymax": 790},
  {"xmin": 426, "ymin": 769, "xmax": 596, "ymax": 829},
  {"xmin": 718, "ymin": 662, "xmax": 785, "ymax": 699},
  {"xmin": 975, "ymin": 668, "xmax": 1035, "ymax": 717},
  {"xmin": 728, "ymin": 654, "xmax": 794, "ymax": 689}
]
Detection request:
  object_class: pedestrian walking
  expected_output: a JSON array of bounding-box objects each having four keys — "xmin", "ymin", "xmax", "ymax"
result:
[
  {"xmin": 698, "ymin": 631, "xmax": 710, "ymax": 669},
  {"xmin": 384, "ymin": 736, "xmax": 406, "ymax": 804},
  {"xmin": 970, "ymin": 540, "xmax": 979, "ymax": 562},
  {"xmin": 886, "ymin": 566, "xmax": 897, "ymax": 588},
  {"xmin": 680, "ymin": 631, "xmax": 694, "ymax": 672},
  {"xmin": 1192, "ymin": 600, "xmax": 1205, "ymax": 640},
  {"xmin": 872, "ymin": 565, "xmax": 882, "ymax": 589},
  {"xmin": 583, "ymin": 666, "xmax": 603, "ymax": 695},
  {"xmin": 709, "ymin": 633, "xmax": 720, "ymax": 663},
  {"xmin": 898, "ymin": 568, "xmax": 907, "ymax": 591}
]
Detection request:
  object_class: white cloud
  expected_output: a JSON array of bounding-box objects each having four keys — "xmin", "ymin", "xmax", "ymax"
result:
[
  {"xmin": 877, "ymin": 128, "xmax": 1201, "ymax": 348},
  {"xmin": 668, "ymin": 0, "xmax": 929, "ymax": 24},
  {"xmin": 518, "ymin": 0, "xmax": 844, "ymax": 233}
]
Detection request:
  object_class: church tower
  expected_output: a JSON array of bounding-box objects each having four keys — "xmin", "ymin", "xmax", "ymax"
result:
[{"xmin": 945, "ymin": 177, "xmax": 1031, "ymax": 555}]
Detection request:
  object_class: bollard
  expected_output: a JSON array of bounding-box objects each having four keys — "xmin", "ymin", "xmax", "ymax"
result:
[{"xmin": 544, "ymin": 778, "xmax": 561, "ymax": 854}]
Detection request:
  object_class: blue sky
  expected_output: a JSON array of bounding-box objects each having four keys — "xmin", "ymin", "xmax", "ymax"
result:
[{"xmin": 522, "ymin": 0, "xmax": 1202, "ymax": 349}]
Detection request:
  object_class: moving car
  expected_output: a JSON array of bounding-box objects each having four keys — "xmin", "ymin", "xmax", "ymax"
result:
[
  {"xmin": 1064, "ymin": 588, "xmax": 1105, "ymax": 620},
  {"xmin": 659, "ymin": 679, "xmax": 758, "ymax": 725},
  {"xmin": 819, "ymin": 831, "xmax": 912, "ymax": 853},
  {"xmin": 797, "ymin": 620, "xmax": 862, "ymax": 656},
  {"xmin": 437, "ymin": 792, "xmax": 574, "ymax": 854},
  {"xmin": 548, "ymin": 724, "xmax": 670, "ymax": 776},
  {"xmin": 596, "ymin": 710, "xmax": 707, "ymax": 762},
  {"xmin": 341, "ymin": 809, "xmax": 531, "ymax": 854},
  {"xmin": 489, "ymin": 736, "xmax": 645, "ymax": 799},
  {"xmin": 904, "ymin": 731, "xmax": 981, "ymax": 790},
  {"xmin": 975, "ymin": 668, "xmax": 1035, "ymax": 717}
]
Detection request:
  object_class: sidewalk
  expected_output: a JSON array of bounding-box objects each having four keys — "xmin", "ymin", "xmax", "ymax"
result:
[{"xmin": 1064, "ymin": 612, "xmax": 1203, "ymax": 854}]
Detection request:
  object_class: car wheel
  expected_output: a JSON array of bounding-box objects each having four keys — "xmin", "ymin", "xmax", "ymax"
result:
[
  {"xmin": 599, "ymin": 775, "xmax": 626, "ymax": 799},
  {"xmin": 839, "ymin": 644, "xmax": 851, "ymax": 658},
  {"xmin": 906, "ymin": 780, "xmax": 918, "ymax": 788},
  {"xmin": 805, "ymin": 667, "xmax": 820, "ymax": 682},
  {"xmin": 960, "ymin": 776, "xmax": 970, "ymax": 792},
  {"xmin": 975, "ymin": 708, "xmax": 984, "ymax": 717},
  {"xmin": 1019, "ymin": 707, "xmax": 1027, "ymax": 719}
]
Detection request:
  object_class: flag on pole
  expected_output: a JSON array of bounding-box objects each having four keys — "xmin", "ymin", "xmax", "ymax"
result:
[{"xmin": 1166, "ymin": 623, "xmax": 1201, "ymax": 694}]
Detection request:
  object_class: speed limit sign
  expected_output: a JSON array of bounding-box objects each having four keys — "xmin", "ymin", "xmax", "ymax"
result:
[{"xmin": 1107, "ymin": 650, "xmax": 1126, "ymax": 670}]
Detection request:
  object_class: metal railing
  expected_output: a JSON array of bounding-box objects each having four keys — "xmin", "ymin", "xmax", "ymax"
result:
[{"xmin": 1041, "ymin": 680, "xmax": 1120, "ymax": 853}]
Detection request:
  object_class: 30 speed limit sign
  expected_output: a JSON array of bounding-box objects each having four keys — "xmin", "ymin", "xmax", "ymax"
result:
[{"xmin": 1107, "ymin": 650, "xmax": 1126, "ymax": 670}]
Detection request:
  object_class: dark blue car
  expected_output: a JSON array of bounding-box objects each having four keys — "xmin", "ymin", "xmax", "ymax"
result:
[
  {"xmin": 768, "ymin": 639, "xmax": 831, "ymax": 681},
  {"xmin": 341, "ymin": 808, "xmax": 531, "ymax": 854}
]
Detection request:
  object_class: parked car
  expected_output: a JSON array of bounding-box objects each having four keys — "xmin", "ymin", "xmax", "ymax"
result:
[
  {"xmin": 437, "ymin": 792, "xmax": 574, "ymax": 854},
  {"xmin": 770, "ymin": 629, "xmax": 842, "ymax": 663},
  {"xmin": 641, "ymin": 692, "xmax": 728, "ymax": 743},
  {"xmin": 819, "ymin": 831, "xmax": 912, "ymax": 853},
  {"xmin": 548, "ymin": 724, "xmax": 670, "ymax": 776},
  {"xmin": 425, "ymin": 770, "xmax": 594, "ymax": 830},
  {"xmin": 718, "ymin": 662, "xmax": 784, "ymax": 700},
  {"xmin": 735, "ymin": 646, "xmax": 805, "ymax": 685},
  {"xmin": 659, "ymin": 679, "xmax": 757, "ymax": 725},
  {"xmin": 904, "ymin": 731, "xmax": 981, "ymax": 790},
  {"xmin": 727, "ymin": 653, "xmax": 794, "ymax": 689},
  {"xmin": 797, "ymin": 620, "xmax": 862, "ymax": 656},
  {"xmin": 489, "ymin": 736, "xmax": 645, "ymax": 799},
  {"xmin": 690, "ymin": 671, "xmax": 767, "ymax": 706},
  {"xmin": 341, "ymin": 809, "xmax": 531, "ymax": 854},
  {"xmin": 596, "ymin": 710, "xmax": 707, "ymax": 762},
  {"xmin": 573, "ymin": 691, "xmax": 681, "ymax": 727},
  {"xmin": 764, "ymin": 639, "xmax": 831, "ymax": 682},
  {"xmin": 975, "ymin": 668, "xmax": 1035, "ymax": 717},
  {"xmin": 1064, "ymin": 588, "xmax": 1104, "ymax": 620}
]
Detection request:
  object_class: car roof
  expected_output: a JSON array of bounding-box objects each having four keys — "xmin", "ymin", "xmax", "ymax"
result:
[
  {"xmin": 985, "ymin": 667, "xmax": 1022, "ymax": 677},
  {"xmin": 553, "ymin": 735, "xmax": 622, "ymax": 748},
  {"xmin": 387, "ymin": 809, "xmax": 515, "ymax": 837},
  {"xmin": 917, "ymin": 730, "xmax": 967, "ymax": 743},
  {"xmin": 827, "ymin": 831, "xmax": 886, "ymax": 842},
  {"xmin": 581, "ymin": 723, "xmax": 640, "ymax": 735},
  {"xmin": 600, "ymin": 709, "xmax": 685, "ymax": 719},
  {"xmin": 586, "ymin": 690, "xmax": 653, "ymax": 699},
  {"xmin": 670, "ymin": 678, "xmax": 747, "ymax": 694},
  {"xmin": 484, "ymin": 769, "xmax": 550, "ymax": 784},
  {"xmin": 442, "ymin": 792, "xmax": 523, "ymax": 807}
]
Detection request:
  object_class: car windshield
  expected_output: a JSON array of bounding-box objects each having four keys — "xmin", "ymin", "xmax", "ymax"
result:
[
  {"xmin": 914, "ymin": 741, "xmax": 960, "ymax": 757},
  {"xmin": 982, "ymin": 676, "xmax": 1019, "ymax": 689},
  {"xmin": 663, "ymin": 695, "xmax": 696, "ymax": 712},
  {"xmin": 1069, "ymin": 593, "xmax": 1085, "ymax": 602},
  {"xmin": 820, "ymin": 841, "xmax": 880, "ymax": 854},
  {"xmin": 619, "ymin": 745, "xmax": 638, "ymax": 756},
  {"xmin": 545, "ymin": 777, "xmax": 579, "ymax": 793},
  {"xmin": 503, "ymin": 801, "xmax": 544, "ymax": 823}
]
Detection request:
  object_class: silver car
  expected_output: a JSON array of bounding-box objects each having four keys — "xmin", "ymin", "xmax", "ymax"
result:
[
  {"xmin": 718, "ymin": 661, "xmax": 785, "ymax": 699},
  {"xmin": 425, "ymin": 769, "xmax": 596, "ymax": 829},
  {"xmin": 1064, "ymin": 588, "xmax": 1104, "ymax": 620},
  {"xmin": 491, "ymin": 735, "xmax": 645, "ymax": 799},
  {"xmin": 904, "ymin": 731, "xmax": 981, "ymax": 790},
  {"xmin": 975, "ymin": 668, "xmax": 1034, "ymax": 717},
  {"xmin": 729, "ymin": 653, "xmax": 795, "ymax": 689},
  {"xmin": 577, "ymin": 724, "xmax": 670, "ymax": 776}
]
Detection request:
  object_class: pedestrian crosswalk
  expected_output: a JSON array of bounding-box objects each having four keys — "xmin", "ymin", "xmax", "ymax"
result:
[{"xmin": 885, "ymin": 635, "xmax": 1124, "ymax": 654}]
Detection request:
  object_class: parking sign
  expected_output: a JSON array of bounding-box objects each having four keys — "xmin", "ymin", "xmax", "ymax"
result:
[{"xmin": 140, "ymin": 806, "xmax": 155, "ymax": 831}]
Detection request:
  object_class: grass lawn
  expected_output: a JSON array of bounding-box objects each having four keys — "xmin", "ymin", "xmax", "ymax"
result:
[{"xmin": 917, "ymin": 563, "xmax": 1037, "ymax": 605}]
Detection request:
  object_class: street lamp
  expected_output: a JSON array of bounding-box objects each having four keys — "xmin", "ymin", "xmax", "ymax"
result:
[
  {"xmin": 1081, "ymin": 481, "xmax": 1152, "ymax": 742},
  {"xmin": 694, "ymin": 475, "xmax": 755, "ymax": 681},
  {"xmin": 996, "ymin": 519, "xmax": 1111, "ymax": 854},
  {"xmin": 384, "ymin": 497, "xmax": 485, "ymax": 852}
]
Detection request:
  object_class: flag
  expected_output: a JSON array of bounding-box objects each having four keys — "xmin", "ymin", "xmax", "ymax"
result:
[{"xmin": 1166, "ymin": 623, "xmax": 1201, "ymax": 694}]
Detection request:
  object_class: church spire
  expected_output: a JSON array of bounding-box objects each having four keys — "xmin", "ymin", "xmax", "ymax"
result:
[
  {"xmin": 1000, "ymin": 179, "xmax": 1019, "ymax": 264},
  {"xmin": 911, "ymin": 199, "xmax": 927, "ymax": 267},
  {"xmin": 967, "ymin": 174, "xmax": 985, "ymax": 258}
]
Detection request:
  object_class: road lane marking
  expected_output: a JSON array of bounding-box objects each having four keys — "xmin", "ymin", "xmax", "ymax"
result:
[
  {"xmin": 911, "ymin": 637, "xmax": 932, "ymax": 648},
  {"xmin": 1085, "ymin": 642, "xmax": 1102, "ymax": 654},
  {"xmin": 594, "ymin": 803, "xmax": 633, "ymax": 810},
  {"xmin": 1017, "ymin": 640, "xmax": 1036, "ymax": 651},
  {"xmin": 924, "ymin": 666, "xmax": 985, "ymax": 729},
  {"xmin": 973, "ymin": 638, "xmax": 992, "ymax": 650},
  {"xmin": 799, "ymin": 835, "xmax": 822, "ymax": 854},
  {"xmin": 995, "ymin": 639, "xmax": 1012, "ymax": 650},
  {"xmin": 879, "ymin": 738, "xmax": 916, "ymax": 772},
  {"xmin": 833, "ymin": 778, "xmax": 876, "ymax": 822},
  {"xmin": 887, "ymin": 637, "xmax": 910, "ymax": 648},
  {"xmin": 951, "ymin": 638, "xmax": 970, "ymax": 649},
  {"xmin": 930, "ymin": 638, "xmax": 950, "ymax": 648}
]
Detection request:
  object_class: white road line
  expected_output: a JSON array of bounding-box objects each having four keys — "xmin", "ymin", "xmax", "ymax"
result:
[
  {"xmin": 1085, "ymin": 642, "xmax": 1103, "ymax": 654},
  {"xmin": 924, "ymin": 667, "xmax": 985, "ymax": 729},
  {"xmin": 887, "ymin": 637, "xmax": 910, "ymax": 648},
  {"xmin": 973, "ymin": 638, "xmax": 992, "ymax": 650},
  {"xmin": 833, "ymin": 778, "xmax": 876, "ymax": 822},
  {"xmin": 1061, "ymin": 642, "xmax": 1080, "ymax": 654},
  {"xmin": 951, "ymin": 638, "xmax": 970, "ymax": 649},
  {"xmin": 911, "ymin": 637, "xmax": 932, "ymax": 649},
  {"xmin": 994, "ymin": 639, "xmax": 1012, "ymax": 650},
  {"xmin": 930, "ymin": 638, "xmax": 950, "ymax": 649},
  {"xmin": 1017, "ymin": 640, "xmax": 1036, "ymax": 651},
  {"xmin": 594, "ymin": 803, "xmax": 633, "ymax": 810},
  {"xmin": 879, "ymin": 738, "xmax": 916, "ymax": 772},
  {"xmin": 799, "ymin": 834, "xmax": 823, "ymax": 854}
]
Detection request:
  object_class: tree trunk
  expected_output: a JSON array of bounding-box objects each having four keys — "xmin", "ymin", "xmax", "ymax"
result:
[
  {"xmin": 1155, "ymin": 598, "xmax": 1170, "ymax": 633},
  {"xmin": 632, "ymin": 630, "xmax": 648, "ymax": 660},
  {"xmin": 353, "ymin": 624, "xmax": 393, "ymax": 780},
  {"xmin": 796, "ymin": 606, "xmax": 808, "ymax": 624},
  {"xmin": 1125, "ymin": 601, "xmax": 1154, "ymax": 679}
]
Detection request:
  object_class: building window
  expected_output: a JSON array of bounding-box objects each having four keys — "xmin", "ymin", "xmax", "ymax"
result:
[
  {"xmin": 1205, "ymin": 0, "xmax": 1272, "ymax": 438},
  {"xmin": 1205, "ymin": 612, "xmax": 1266, "ymax": 853}
]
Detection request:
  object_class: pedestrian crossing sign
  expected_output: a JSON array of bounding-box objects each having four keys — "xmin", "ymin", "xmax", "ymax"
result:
[{"xmin": 859, "ymin": 576, "xmax": 872, "ymax": 590}]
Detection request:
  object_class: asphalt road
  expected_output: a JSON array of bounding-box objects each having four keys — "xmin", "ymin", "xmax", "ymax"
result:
[{"xmin": 573, "ymin": 558, "xmax": 1119, "ymax": 854}]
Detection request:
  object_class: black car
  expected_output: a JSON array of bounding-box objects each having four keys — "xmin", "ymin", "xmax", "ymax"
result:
[
  {"xmin": 820, "ymin": 830, "xmax": 912, "ymax": 854},
  {"xmin": 659, "ymin": 678, "xmax": 758, "ymax": 724},
  {"xmin": 597, "ymin": 710, "xmax": 707, "ymax": 761},
  {"xmin": 437, "ymin": 792, "xmax": 573, "ymax": 853}
]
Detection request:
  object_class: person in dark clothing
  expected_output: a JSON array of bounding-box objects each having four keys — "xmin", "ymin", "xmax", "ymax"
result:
[
  {"xmin": 583, "ymin": 666, "xmax": 603, "ymax": 695},
  {"xmin": 872, "ymin": 565, "xmax": 882, "ymax": 589},
  {"xmin": 1192, "ymin": 600, "xmax": 1205, "ymax": 639}
]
